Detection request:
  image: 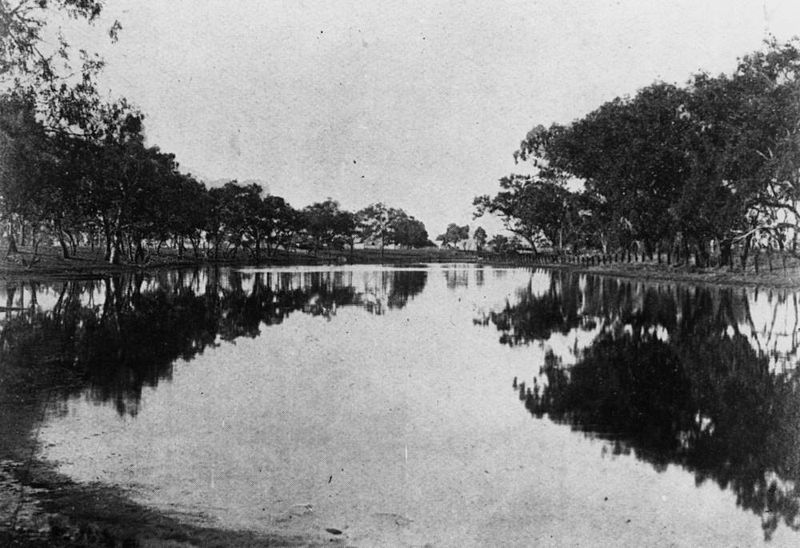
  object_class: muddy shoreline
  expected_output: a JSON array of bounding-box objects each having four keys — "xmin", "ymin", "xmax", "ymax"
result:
[{"xmin": 0, "ymin": 395, "xmax": 330, "ymax": 547}]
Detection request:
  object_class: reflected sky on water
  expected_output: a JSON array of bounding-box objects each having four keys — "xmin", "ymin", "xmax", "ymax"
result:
[{"xmin": 1, "ymin": 265, "xmax": 798, "ymax": 546}]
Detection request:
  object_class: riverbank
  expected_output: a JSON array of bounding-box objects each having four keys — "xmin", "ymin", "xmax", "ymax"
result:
[
  {"xmin": 560, "ymin": 259, "xmax": 800, "ymax": 289},
  {"xmin": 0, "ymin": 245, "xmax": 473, "ymax": 281},
  {"xmin": 2, "ymin": 244, "xmax": 799, "ymax": 288}
]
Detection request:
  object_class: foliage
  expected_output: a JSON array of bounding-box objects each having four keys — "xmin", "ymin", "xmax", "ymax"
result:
[
  {"xmin": 487, "ymin": 38, "xmax": 800, "ymax": 265},
  {"xmin": 436, "ymin": 223, "xmax": 469, "ymax": 249},
  {"xmin": 472, "ymin": 226, "xmax": 487, "ymax": 251}
]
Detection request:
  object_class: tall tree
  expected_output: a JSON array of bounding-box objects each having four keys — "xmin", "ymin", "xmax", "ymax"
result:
[
  {"xmin": 302, "ymin": 199, "xmax": 353, "ymax": 255},
  {"xmin": 473, "ymin": 226, "xmax": 487, "ymax": 251},
  {"xmin": 393, "ymin": 216, "xmax": 429, "ymax": 248},
  {"xmin": 356, "ymin": 203, "xmax": 395, "ymax": 254},
  {"xmin": 474, "ymin": 174, "xmax": 572, "ymax": 253}
]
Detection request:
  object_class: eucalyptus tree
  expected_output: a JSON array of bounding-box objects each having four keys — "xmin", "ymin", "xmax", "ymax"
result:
[
  {"xmin": 211, "ymin": 182, "xmax": 268, "ymax": 260},
  {"xmin": 529, "ymin": 84, "xmax": 690, "ymax": 258},
  {"xmin": 356, "ymin": 202, "xmax": 394, "ymax": 252},
  {"xmin": 302, "ymin": 199, "xmax": 355, "ymax": 255},
  {"xmin": 393, "ymin": 216, "xmax": 429, "ymax": 248},
  {"xmin": 713, "ymin": 40, "xmax": 800, "ymax": 260},
  {"xmin": 0, "ymin": 91, "xmax": 59, "ymax": 255},
  {"xmin": 80, "ymin": 102, "xmax": 150, "ymax": 263},
  {"xmin": 261, "ymin": 195, "xmax": 297, "ymax": 256},
  {"xmin": 436, "ymin": 223, "xmax": 470, "ymax": 249},
  {"xmin": 0, "ymin": 0, "xmax": 114, "ymax": 83},
  {"xmin": 488, "ymin": 234, "xmax": 510, "ymax": 253},
  {"xmin": 472, "ymin": 226, "xmax": 487, "ymax": 251},
  {"xmin": 474, "ymin": 174, "xmax": 574, "ymax": 253},
  {"xmin": 162, "ymin": 173, "xmax": 210, "ymax": 258}
]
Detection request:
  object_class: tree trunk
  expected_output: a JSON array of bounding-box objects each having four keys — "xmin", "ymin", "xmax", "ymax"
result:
[
  {"xmin": 66, "ymin": 230, "xmax": 77, "ymax": 256},
  {"xmin": 741, "ymin": 234, "xmax": 752, "ymax": 272},
  {"xmin": 5, "ymin": 220, "xmax": 18, "ymax": 256},
  {"xmin": 108, "ymin": 239, "xmax": 119, "ymax": 265},
  {"xmin": 189, "ymin": 237, "xmax": 200, "ymax": 259},
  {"xmin": 102, "ymin": 217, "xmax": 113, "ymax": 262},
  {"xmin": 754, "ymin": 245, "xmax": 760, "ymax": 274},
  {"xmin": 135, "ymin": 240, "xmax": 146, "ymax": 264},
  {"xmin": 30, "ymin": 226, "xmax": 41, "ymax": 261},
  {"xmin": 108, "ymin": 227, "xmax": 123, "ymax": 265},
  {"xmin": 720, "ymin": 240, "xmax": 732, "ymax": 270},
  {"xmin": 54, "ymin": 220, "xmax": 71, "ymax": 259},
  {"xmin": 57, "ymin": 232, "xmax": 70, "ymax": 259}
]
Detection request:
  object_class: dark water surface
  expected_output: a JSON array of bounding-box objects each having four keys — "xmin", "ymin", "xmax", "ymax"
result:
[{"xmin": 2, "ymin": 265, "xmax": 799, "ymax": 546}]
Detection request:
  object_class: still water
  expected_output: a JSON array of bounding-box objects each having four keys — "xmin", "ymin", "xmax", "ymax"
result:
[{"xmin": 2, "ymin": 265, "xmax": 799, "ymax": 546}]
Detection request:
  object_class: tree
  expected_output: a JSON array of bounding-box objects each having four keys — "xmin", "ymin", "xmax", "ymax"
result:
[
  {"xmin": 693, "ymin": 39, "xmax": 800, "ymax": 264},
  {"xmin": 331, "ymin": 209, "xmax": 357, "ymax": 252},
  {"xmin": 166, "ymin": 174, "xmax": 210, "ymax": 259},
  {"xmin": 0, "ymin": 91, "xmax": 50, "ymax": 254},
  {"xmin": 392, "ymin": 216, "xmax": 428, "ymax": 248},
  {"xmin": 302, "ymin": 199, "xmax": 354, "ymax": 255},
  {"xmin": 509, "ymin": 39, "xmax": 800, "ymax": 267},
  {"xmin": 213, "ymin": 182, "xmax": 267, "ymax": 260},
  {"xmin": 261, "ymin": 195, "xmax": 297, "ymax": 256},
  {"xmin": 473, "ymin": 226, "xmax": 487, "ymax": 251},
  {"xmin": 84, "ymin": 103, "xmax": 148, "ymax": 264},
  {"xmin": 537, "ymin": 84, "xmax": 691, "ymax": 257},
  {"xmin": 488, "ymin": 234, "xmax": 510, "ymax": 253},
  {"xmin": 356, "ymin": 203, "xmax": 405, "ymax": 255},
  {"xmin": 436, "ymin": 223, "xmax": 469, "ymax": 249},
  {"xmin": 0, "ymin": 1, "xmax": 111, "ymax": 83},
  {"xmin": 1, "ymin": 1, "xmax": 125, "ymax": 142},
  {"xmin": 474, "ymin": 174, "xmax": 573, "ymax": 253}
]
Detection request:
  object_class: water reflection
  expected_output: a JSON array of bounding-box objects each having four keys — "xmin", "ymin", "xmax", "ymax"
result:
[
  {"xmin": 4, "ymin": 266, "xmax": 800, "ymax": 543},
  {"xmin": 481, "ymin": 270, "xmax": 800, "ymax": 540},
  {"xmin": 0, "ymin": 268, "xmax": 427, "ymax": 417}
]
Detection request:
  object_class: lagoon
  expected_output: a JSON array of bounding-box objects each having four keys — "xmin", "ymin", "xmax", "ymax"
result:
[{"xmin": 2, "ymin": 265, "xmax": 799, "ymax": 546}]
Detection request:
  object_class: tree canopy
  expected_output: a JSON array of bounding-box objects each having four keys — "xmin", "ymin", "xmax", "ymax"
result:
[{"xmin": 479, "ymin": 38, "xmax": 800, "ymax": 266}]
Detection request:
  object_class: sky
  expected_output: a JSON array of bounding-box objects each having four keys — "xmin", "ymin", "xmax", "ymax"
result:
[{"xmin": 64, "ymin": 0, "xmax": 800, "ymax": 238}]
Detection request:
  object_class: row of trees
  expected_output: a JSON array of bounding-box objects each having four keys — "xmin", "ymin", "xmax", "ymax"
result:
[
  {"xmin": 0, "ymin": 90, "xmax": 434, "ymax": 263},
  {"xmin": 476, "ymin": 39, "xmax": 800, "ymax": 268},
  {"xmin": 0, "ymin": 2, "xmax": 433, "ymax": 264},
  {"xmin": 435, "ymin": 222, "xmax": 550, "ymax": 254}
]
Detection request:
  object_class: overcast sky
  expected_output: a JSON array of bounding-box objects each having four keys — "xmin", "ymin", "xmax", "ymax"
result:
[{"xmin": 73, "ymin": 0, "xmax": 800, "ymax": 237}]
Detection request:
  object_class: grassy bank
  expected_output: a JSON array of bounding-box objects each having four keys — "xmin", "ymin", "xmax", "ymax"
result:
[
  {"xmin": 0, "ymin": 244, "xmax": 476, "ymax": 280},
  {"xmin": 554, "ymin": 257, "xmax": 800, "ymax": 288},
  {"xmin": 1, "ymin": 243, "xmax": 799, "ymax": 287}
]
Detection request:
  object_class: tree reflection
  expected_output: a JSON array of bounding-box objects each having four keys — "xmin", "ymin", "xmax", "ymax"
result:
[
  {"xmin": 485, "ymin": 272, "xmax": 800, "ymax": 540},
  {"xmin": 483, "ymin": 273, "xmax": 583, "ymax": 344},
  {"xmin": 0, "ymin": 268, "xmax": 427, "ymax": 417},
  {"xmin": 388, "ymin": 270, "xmax": 428, "ymax": 309}
]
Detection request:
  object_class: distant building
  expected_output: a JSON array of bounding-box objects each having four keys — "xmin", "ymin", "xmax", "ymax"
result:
[{"xmin": 353, "ymin": 238, "xmax": 398, "ymax": 250}]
